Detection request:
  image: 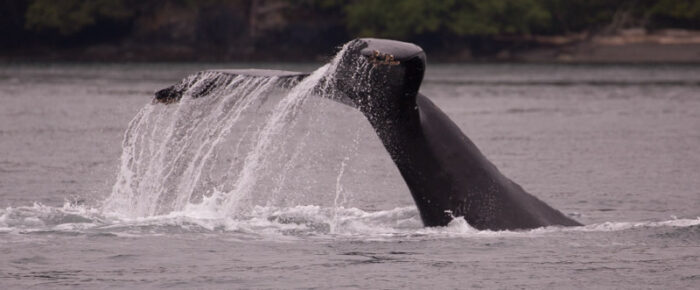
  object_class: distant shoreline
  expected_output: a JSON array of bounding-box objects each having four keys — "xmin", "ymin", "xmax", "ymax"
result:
[{"xmin": 4, "ymin": 29, "xmax": 700, "ymax": 64}]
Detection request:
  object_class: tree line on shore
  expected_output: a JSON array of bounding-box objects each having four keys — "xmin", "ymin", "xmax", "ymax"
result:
[{"xmin": 2, "ymin": 0, "xmax": 699, "ymax": 60}]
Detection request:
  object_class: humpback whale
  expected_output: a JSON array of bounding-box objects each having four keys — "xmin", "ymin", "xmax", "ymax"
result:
[{"xmin": 154, "ymin": 38, "xmax": 582, "ymax": 230}]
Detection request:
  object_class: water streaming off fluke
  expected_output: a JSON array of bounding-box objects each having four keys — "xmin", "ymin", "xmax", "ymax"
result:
[{"xmin": 103, "ymin": 44, "xmax": 362, "ymax": 219}]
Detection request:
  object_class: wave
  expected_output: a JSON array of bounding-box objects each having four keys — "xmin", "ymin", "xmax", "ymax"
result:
[{"xmin": 2, "ymin": 202, "xmax": 698, "ymax": 241}]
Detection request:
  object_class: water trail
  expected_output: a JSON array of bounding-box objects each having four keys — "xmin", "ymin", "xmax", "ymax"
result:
[
  {"xmin": 330, "ymin": 128, "xmax": 361, "ymax": 233},
  {"xmin": 103, "ymin": 74, "xmax": 286, "ymax": 217},
  {"xmin": 216, "ymin": 68, "xmax": 324, "ymax": 217},
  {"xmin": 104, "ymin": 42, "xmax": 359, "ymax": 220},
  {"xmin": 214, "ymin": 40, "xmax": 361, "ymax": 216}
]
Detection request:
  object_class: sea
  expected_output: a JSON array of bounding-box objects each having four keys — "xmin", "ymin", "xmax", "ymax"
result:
[{"xmin": 0, "ymin": 58, "xmax": 699, "ymax": 289}]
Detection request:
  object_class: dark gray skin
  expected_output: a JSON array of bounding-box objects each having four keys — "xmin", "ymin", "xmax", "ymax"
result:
[
  {"xmin": 331, "ymin": 39, "xmax": 582, "ymax": 230},
  {"xmin": 154, "ymin": 38, "xmax": 582, "ymax": 230},
  {"xmin": 154, "ymin": 69, "xmax": 308, "ymax": 104}
]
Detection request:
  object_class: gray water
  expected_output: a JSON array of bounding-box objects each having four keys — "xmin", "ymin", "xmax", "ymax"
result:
[{"xmin": 1, "ymin": 61, "xmax": 699, "ymax": 289}]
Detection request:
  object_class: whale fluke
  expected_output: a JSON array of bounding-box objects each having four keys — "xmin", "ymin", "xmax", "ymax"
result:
[{"xmin": 153, "ymin": 39, "xmax": 582, "ymax": 230}]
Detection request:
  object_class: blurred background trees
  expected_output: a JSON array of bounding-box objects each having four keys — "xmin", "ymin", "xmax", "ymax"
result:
[{"xmin": 1, "ymin": 0, "xmax": 699, "ymax": 60}]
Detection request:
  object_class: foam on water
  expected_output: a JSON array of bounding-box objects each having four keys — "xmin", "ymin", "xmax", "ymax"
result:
[{"xmin": 2, "ymin": 203, "xmax": 699, "ymax": 241}]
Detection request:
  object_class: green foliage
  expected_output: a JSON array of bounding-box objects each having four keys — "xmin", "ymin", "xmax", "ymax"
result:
[
  {"xmin": 25, "ymin": 0, "xmax": 132, "ymax": 35},
  {"xmin": 16, "ymin": 0, "xmax": 700, "ymax": 41},
  {"xmin": 647, "ymin": 0, "xmax": 700, "ymax": 28},
  {"xmin": 341, "ymin": 0, "xmax": 700, "ymax": 38},
  {"xmin": 342, "ymin": 0, "xmax": 550, "ymax": 38},
  {"xmin": 539, "ymin": 0, "xmax": 620, "ymax": 33},
  {"xmin": 343, "ymin": 0, "xmax": 450, "ymax": 38},
  {"xmin": 445, "ymin": 0, "xmax": 550, "ymax": 36}
]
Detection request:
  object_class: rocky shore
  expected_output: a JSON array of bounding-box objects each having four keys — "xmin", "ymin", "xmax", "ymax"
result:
[{"xmin": 512, "ymin": 29, "xmax": 700, "ymax": 63}]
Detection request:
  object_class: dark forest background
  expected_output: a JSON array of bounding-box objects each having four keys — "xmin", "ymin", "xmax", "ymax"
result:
[{"xmin": 2, "ymin": 0, "xmax": 700, "ymax": 61}]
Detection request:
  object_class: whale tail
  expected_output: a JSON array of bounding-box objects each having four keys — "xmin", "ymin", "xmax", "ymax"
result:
[{"xmin": 152, "ymin": 38, "xmax": 582, "ymax": 230}]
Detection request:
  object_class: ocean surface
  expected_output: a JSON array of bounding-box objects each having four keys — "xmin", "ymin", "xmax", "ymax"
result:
[{"xmin": 1, "ymin": 61, "xmax": 699, "ymax": 289}]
